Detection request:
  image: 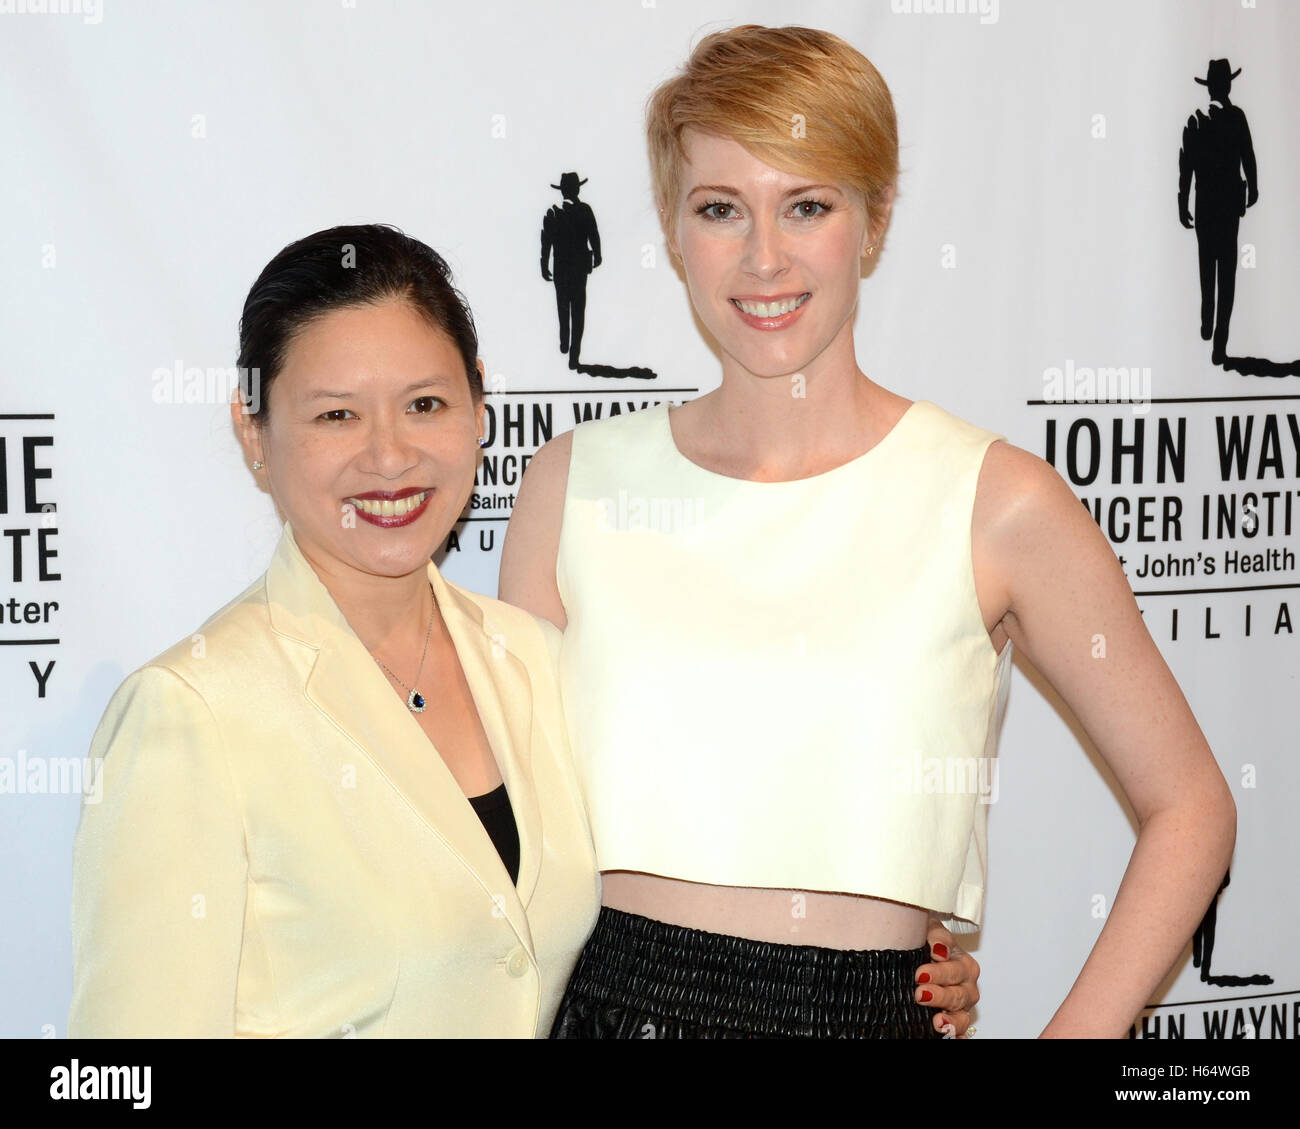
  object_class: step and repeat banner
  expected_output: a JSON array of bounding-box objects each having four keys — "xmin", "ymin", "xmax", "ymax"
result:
[{"xmin": 1, "ymin": 0, "xmax": 1294, "ymax": 1039}]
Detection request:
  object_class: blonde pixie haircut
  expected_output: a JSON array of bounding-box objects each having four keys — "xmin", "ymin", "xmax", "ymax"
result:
[{"xmin": 646, "ymin": 24, "xmax": 899, "ymax": 236}]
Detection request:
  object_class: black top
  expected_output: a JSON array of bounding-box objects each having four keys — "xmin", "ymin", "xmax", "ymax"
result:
[{"xmin": 467, "ymin": 782, "xmax": 521, "ymax": 886}]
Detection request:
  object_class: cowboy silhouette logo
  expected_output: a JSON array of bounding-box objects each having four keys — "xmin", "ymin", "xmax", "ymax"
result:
[
  {"xmin": 1178, "ymin": 59, "xmax": 1298, "ymax": 376},
  {"xmin": 541, "ymin": 172, "xmax": 600, "ymax": 370},
  {"xmin": 539, "ymin": 171, "xmax": 655, "ymax": 380}
]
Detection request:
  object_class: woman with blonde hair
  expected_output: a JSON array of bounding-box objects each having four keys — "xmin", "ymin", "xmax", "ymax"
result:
[{"xmin": 502, "ymin": 24, "xmax": 1235, "ymax": 1038}]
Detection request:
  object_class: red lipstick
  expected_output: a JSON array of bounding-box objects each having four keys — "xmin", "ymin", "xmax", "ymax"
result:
[{"xmin": 344, "ymin": 486, "xmax": 434, "ymax": 529}]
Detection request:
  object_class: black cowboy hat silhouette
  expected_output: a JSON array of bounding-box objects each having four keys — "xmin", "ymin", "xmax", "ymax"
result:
[
  {"xmin": 550, "ymin": 172, "xmax": 588, "ymax": 195},
  {"xmin": 1195, "ymin": 59, "xmax": 1241, "ymax": 89}
]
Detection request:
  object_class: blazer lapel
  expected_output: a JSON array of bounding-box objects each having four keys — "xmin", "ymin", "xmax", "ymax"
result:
[
  {"xmin": 427, "ymin": 563, "xmax": 545, "ymax": 911},
  {"xmin": 264, "ymin": 523, "xmax": 541, "ymax": 952}
]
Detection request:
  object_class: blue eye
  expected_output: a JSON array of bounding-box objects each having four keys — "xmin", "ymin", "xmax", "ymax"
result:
[
  {"xmin": 696, "ymin": 200, "xmax": 738, "ymax": 220},
  {"xmin": 792, "ymin": 199, "xmax": 832, "ymax": 218}
]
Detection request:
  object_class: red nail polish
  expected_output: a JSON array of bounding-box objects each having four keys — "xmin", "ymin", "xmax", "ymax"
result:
[
  {"xmin": 918, "ymin": 972, "xmax": 931, "ymax": 983},
  {"xmin": 920, "ymin": 990, "xmax": 933, "ymax": 1003},
  {"xmin": 933, "ymin": 943, "xmax": 949, "ymax": 960}
]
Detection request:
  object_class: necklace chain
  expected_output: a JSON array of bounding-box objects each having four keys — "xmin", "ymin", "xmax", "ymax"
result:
[{"xmin": 369, "ymin": 582, "xmax": 437, "ymax": 713}]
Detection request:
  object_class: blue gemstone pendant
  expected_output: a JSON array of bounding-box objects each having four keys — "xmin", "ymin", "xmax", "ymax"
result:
[{"xmin": 407, "ymin": 690, "xmax": 426, "ymax": 713}]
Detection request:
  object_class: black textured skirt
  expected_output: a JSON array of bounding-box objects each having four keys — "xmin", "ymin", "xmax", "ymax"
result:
[{"xmin": 549, "ymin": 906, "xmax": 946, "ymax": 1039}]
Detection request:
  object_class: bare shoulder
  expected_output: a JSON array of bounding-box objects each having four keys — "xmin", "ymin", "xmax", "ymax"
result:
[
  {"xmin": 498, "ymin": 429, "xmax": 574, "ymax": 629},
  {"xmin": 511, "ymin": 427, "xmax": 574, "ymax": 521},
  {"xmin": 973, "ymin": 434, "xmax": 1149, "ymax": 665},
  {"xmin": 973, "ymin": 437, "xmax": 1080, "ymax": 539},
  {"xmin": 971, "ymin": 437, "xmax": 1105, "ymax": 626}
]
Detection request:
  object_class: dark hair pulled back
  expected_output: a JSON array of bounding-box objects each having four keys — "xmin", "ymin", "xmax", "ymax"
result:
[{"xmin": 237, "ymin": 223, "xmax": 481, "ymax": 420}]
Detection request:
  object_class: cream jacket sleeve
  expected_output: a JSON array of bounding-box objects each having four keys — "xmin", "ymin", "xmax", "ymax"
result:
[{"xmin": 69, "ymin": 664, "xmax": 247, "ymax": 1036}]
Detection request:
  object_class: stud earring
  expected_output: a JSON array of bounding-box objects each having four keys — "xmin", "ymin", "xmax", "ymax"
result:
[
  {"xmin": 477, "ymin": 436, "xmax": 487, "ymax": 448},
  {"xmin": 252, "ymin": 460, "xmax": 263, "ymax": 470},
  {"xmin": 865, "ymin": 243, "xmax": 876, "ymax": 256}
]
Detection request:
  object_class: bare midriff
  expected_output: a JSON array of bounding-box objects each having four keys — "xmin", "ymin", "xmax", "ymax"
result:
[{"xmin": 600, "ymin": 871, "xmax": 930, "ymax": 950}]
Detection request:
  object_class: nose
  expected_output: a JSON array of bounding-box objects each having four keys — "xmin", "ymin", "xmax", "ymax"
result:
[
  {"xmin": 741, "ymin": 212, "xmax": 790, "ymax": 281},
  {"xmin": 361, "ymin": 410, "xmax": 420, "ymax": 480}
]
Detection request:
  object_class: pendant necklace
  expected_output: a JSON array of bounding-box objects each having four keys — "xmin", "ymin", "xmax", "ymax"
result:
[{"xmin": 370, "ymin": 582, "xmax": 436, "ymax": 713}]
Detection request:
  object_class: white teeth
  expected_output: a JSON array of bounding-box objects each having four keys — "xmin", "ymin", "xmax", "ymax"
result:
[
  {"xmin": 734, "ymin": 293, "xmax": 809, "ymax": 318},
  {"xmin": 349, "ymin": 491, "xmax": 429, "ymax": 517}
]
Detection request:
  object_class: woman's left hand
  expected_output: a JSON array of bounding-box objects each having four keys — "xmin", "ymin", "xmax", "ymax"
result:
[{"xmin": 917, "ymin": 916, "xmax": 980, "ymax": 1037}]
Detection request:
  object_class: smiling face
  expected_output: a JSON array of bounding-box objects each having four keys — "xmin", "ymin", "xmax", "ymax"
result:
[
  {"xmin": 236, "ymin": 297, "xmax": 484, "ymax": 585},
  {"xmin": 669, "ymin": 129, "xmax": 886, "ymax": 382}
]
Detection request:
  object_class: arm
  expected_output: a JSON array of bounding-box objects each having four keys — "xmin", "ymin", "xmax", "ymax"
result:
[
  {"xmin": 975, "ymin": 442, "xmax": 1236, "ymax": 1038},
  {"xmin": 499, "ymin": 429, "xmax": 572, "ymax": 628},
  {"xmin": 69, "ymin": 665, "xmax": 247, "ymax": 1036},
  {"xmin": 1239, "ymin": 111, "xmax": 1258, "ymax": 207},
  {"xmin": 1178, "ymin": 115, "xmax": 1196, "ymax": 227},
  {"xmin": 585, "ymin": 204, "xmax": 602, "ymax": 269},
  {"xmin": 540, "ymin": 210, "xmax": 554, "ymax": 281}
]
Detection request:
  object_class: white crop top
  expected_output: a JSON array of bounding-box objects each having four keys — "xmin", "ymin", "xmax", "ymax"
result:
[{"xmin": 555, "ymin": 398, "xmax": 1014, "ymax": 932}]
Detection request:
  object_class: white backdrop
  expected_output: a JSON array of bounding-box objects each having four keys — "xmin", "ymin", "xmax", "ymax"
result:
[{"xmin": 1, "ymin": 0, "xmax": 1295, "ymax": 1039}]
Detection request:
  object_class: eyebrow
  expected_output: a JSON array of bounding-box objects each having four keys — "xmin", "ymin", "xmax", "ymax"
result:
[
  {"xmin": 304, "ymin": 379, "xmax": 454, "ymax": 402},
  {"xmin": 686, "ymin": 183, "xmax": 845, "ymax": 198}
]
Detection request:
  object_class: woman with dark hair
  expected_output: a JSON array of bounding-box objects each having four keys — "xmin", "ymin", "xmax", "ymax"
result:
[
  {"xmin": 502, "ymin": 24, "xmax": 1236, "ymax": 1039},
  {"xmin": 68, "ymin": 224, "xmax": 601, "ymax": 1036}
]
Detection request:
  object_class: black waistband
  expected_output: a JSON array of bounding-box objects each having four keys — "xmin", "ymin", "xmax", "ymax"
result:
[{"xmin": 553, "ymin": 906, "xmax": 942, "ymax": 1038}]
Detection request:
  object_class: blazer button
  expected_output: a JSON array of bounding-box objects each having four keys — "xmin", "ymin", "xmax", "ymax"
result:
[{"xmin": 506, "ymin": 947, "xmax": 529, "ymax": 978}]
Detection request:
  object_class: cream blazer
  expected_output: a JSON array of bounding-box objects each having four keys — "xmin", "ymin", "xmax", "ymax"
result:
[{"xmin": 68, "ymin": 523, "xmax": 600, "ymax": 1037}]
